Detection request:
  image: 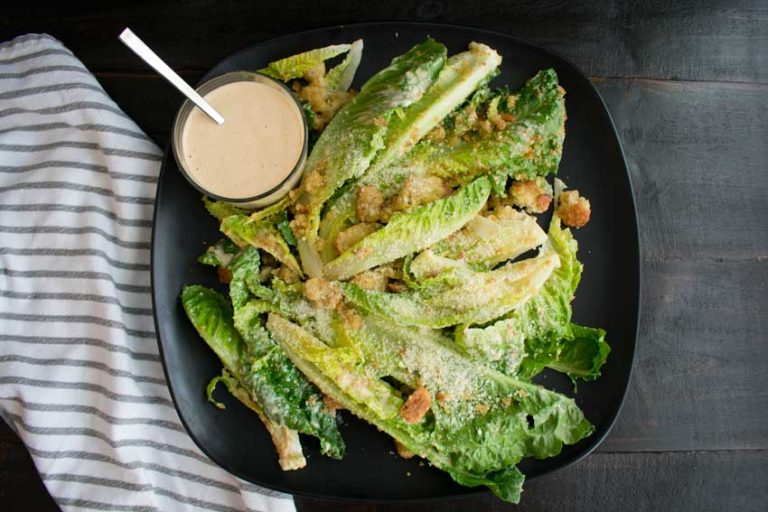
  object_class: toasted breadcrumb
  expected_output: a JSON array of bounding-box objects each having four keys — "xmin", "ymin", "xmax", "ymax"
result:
[
  {"xmin": 289, "ymin": 213, "xmax": 309, "ymax": 236},
  {"xmin": 217, "ymin": 266, "xmax": 232, "ymax": 284},
  {"xmin": 394, "ymin": 440, "xmax": 415, "ymax": 459},
  {"xmin": 338, "ymin": 303, "xmax": 363, "ymax": 330},
  {"xmin": 436, "ymin": 390, "xmax": 450, "ymax": 411},
  {"xmin": 351, "ymin": 269, "xmax": 389, "ymax": 291},
  {"xmin": 425, "ymin": 124, "xmax": 446, "ymax": 143},
  {"xmin": 477, "ymin": 118, "xmax": 493, "ymax": 136},
  {"xmin": 334, "ymin": 222, "xmax": 379, "ymax": 253},
  {"xmin": 510, "ymin": 178, "xmax": 553, "ymax": 214},
  {"xmin": 399, "ymin": 386, "xmax": 431, "ymax": 424},
  {"xmin": 392, "ymin": 176, "xmax": 451, "ymax": 213},
  {"xmin": 303, "ymin": 170, "xmax": 325, "ymax": 194},
  {"xmin": 322, "ymin": 395, "xmax": 343, "ymax": 414},
  {"xmin": 294, "ymin": 64, "xmax": 355, "ymax": 130},
  {"xmin": 386, "ymin": 281, "xmax": 409, "ymax": 293},
  {"xmin": 274, "ymin": 265, "xmax": 301, "ymax": 284},
  {"xmin": 355, "ymin": 186, "xmax": 385, "ymax": 223},
  {"xmin": 556, "ymin": 190, "xmax": 591, "ymax": 228},
  {"xmin": 303, "ymin": 277, "xmax": 343, "ymax": 309}
]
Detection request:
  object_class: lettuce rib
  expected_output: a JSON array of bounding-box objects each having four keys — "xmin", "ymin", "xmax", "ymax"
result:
[
  {"xmin": 266, "ymin": 312, "xmax": 593, "ymax": 503},
  {"xmin": 324, "ymin": 176, "xmax": 491, "ymax": 280},
  {"xmin": 341, "ymin": 245, "xmax": 558, "ymax": 328},
  {"xmin": 294, "ymin": 40, "xmax": 448, "ymax": 274},
  {"xmin": 318, "ymin": 68, "xmax": 565, "ymax": 252},
  {"xmin": 456, "ymin": 217, "xmax": 609, "ymax": 379}
]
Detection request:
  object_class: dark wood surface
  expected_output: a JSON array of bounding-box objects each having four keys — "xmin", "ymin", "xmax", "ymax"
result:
[{"xmin": 1, "ymin": 1, "xmax": 766, "ymax": 510}]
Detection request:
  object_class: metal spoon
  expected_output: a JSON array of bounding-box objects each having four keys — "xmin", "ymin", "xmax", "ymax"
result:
[{"xmin": 118, "ymin": 28, "xmax": 224, "ymax": 125}]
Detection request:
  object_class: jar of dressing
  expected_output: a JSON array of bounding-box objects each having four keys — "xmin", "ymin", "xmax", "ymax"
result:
[{"xmin": 172, "ymin": 71, "xmax": 308, "ymax": 208}]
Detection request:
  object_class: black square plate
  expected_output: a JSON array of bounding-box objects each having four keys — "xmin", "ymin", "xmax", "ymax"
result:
[{"xmin": 152, "ymin": 22, "xmax": 639, "ymax": 501}]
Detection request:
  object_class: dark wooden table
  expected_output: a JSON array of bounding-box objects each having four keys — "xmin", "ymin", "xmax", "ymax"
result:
[{"xmin": 1, "ymin": 2, "xmax": 766, "ymax": 510}]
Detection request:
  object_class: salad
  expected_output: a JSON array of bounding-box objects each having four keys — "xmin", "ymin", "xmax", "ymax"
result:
[{"xmin": 181, "ymin": 39, "xmax": 609, "ymax": 503}]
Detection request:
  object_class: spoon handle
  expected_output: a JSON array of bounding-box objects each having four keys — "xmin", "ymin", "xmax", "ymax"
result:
[{"xmin": 119, "ymin": 28, "xmax": 224, "ymax": 125}]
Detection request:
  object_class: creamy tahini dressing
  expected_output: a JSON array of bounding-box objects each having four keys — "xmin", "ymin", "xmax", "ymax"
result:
[{"xmin": 181, "ymin": 80, "xmax": 304, "ymax": 199}]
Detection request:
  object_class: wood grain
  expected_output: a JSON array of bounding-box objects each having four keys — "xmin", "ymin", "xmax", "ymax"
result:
[
  {"xmin": 595, "ymin": 78, "xmax": 768, "ymax": 262},
  {"xmin": 0, "ymin": 1, "xmax": 766, "ymax": 511},
  {"xmin": 296, "ymin": 450, "xmax": 768, "ymax": 511},
  {"xmin": 1, "ymin": 1, "xmax": 766, "ymax": 82},
  {"xmin": 603, "ymin": 259, "xmax": 768, "ymax": 452}
]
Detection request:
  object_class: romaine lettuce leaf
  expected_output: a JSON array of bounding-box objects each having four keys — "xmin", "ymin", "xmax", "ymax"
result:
[
  {"xmin": 259, "ymin": 44, "xmax": 352, "ymax": 82},
  {"xmin": 317, "ymin": 68, "xmax": 564, "ymax": 250},
  {"xmin": 341, "ymin": 243, "xmax": 558, "ymax": 328},
  {"xmin": 266, "ymin": 312, "xmax": 593, "ymax": 503},
  {"xmin": 325, "ymin": 39, "xmax": 364, "ymax": 91},
  {"xmin": 456, "ymin": 217, "xmax": 609, "ymax": 380},
  {"xmin": 221, "ymin": 215, "xmax": 302, "ymax": 275},
  {"xmin": 430, "ymin": 209, "xmax": 547, "ymax": 269},
  {"xmin": 521, "ymin": 323, "xmax": 610, "ymax": 381},
  {"xmin": 197, "ymin": 238, "xmax": 239, "ymax": 268},
  {"xmin": 182, "ymin": 253, "xmax": 345, "ymax": 461},
  {"xmin": 415, "ymin": 68, "xmax": 566, "ymax": 184},
  {"xmin": 324, "ymin": 176, "xmax": 491, "ymax": 280},
  {"xmin": 293, "ymin": 39, "xmax": 447, "ymax": 274},
  {"xmin": 203, "ymin": 197, "xmax": 248, "ymax": 221},
  {"xmin": 206, "ymin": 369, "xmax": 306, "ymax": 470},
  {"xmin": 181, "ymin": 284, "xmax": 306, "ymax": 469}
]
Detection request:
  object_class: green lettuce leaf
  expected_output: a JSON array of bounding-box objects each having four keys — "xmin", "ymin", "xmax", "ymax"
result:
[
  {"xmin": 266, "ymin": 312, "xmax": 593, "ymax": 503},
  {"xmin": 203, "ymin": 197, "xmax": 248, "ymax": 221},
  {"xmin": 317, "ymin": 68, "xmax": 564, "ymax": 251},
  {"xmin": 325, "ymin": 39, "xmax": 364, "ymax": 91},
  {"xmin": 180, "ymin": 284, "xmax": 306, "ymax": 469},
  {"xmin": 293, "ymin": 39, "xmax": 447, "ymax": 274},
  {"xmin": 197, "ymin": 238, "xmax": 239, "ymax": 267},
  {"xmin": 221, "ymin": 215, "xmax": 302, "ymax": 275},
  {"xmin": 233, "ymin": 300, "xmax": 346, "ymax": 458},
  {"xmin": 324, "ymin": 176, "xmax": 491, "ymax": 280},
  {"xmin": 416, "ymin": 68, "xmax": 566, "ymax": 184},
  {"xmin": 430, "ymin": 209, "xmax": 547, "ymax": 269},
  {"xmin": 182, "ymin": 254, "xmax": 345, "ymax": 461},
  {"xmin": 259, "ymin": 44, "xmax": 352, "ymax": 82},
  {"xmin": 341, "ymin": 244, "xmax": 558, "ymax": 328},
  {"xmin": 206, "ymin": 369, "xmax": 306, "ymax": 470},
  {"xmin": 456, "ymin": 217, "xmax": 609, "ymax": 380},
  {"xmin": 523, "ymin": 324, "xmax": 610, "ymax": 381}
]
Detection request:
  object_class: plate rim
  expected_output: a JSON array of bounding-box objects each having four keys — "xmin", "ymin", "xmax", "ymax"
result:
[{"xmin": 151, "ymin": 20, "xmax": 641, "ymax": 503}]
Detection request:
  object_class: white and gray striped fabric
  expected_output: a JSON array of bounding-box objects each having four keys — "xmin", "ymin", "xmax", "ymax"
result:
[{"xmin": 0, "ymin": 34, "xmax": 295, "ymax": 512}]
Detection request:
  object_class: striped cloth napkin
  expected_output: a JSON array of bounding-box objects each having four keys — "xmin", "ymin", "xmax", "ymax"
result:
[{"xmin": 0, "ymin": 34, "xmax": 295, "ymax": 512}]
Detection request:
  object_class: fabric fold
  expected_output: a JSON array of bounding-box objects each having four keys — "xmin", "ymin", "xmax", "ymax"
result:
[{"xmin": 0, "ymin": 33, "xmax": 295, "ymax": 512}]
